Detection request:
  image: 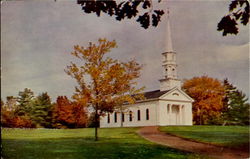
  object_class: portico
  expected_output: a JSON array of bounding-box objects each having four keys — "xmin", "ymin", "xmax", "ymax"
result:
[{"xmin": 167, "ymin": 104, "xmax": 184, "ymax": 125}]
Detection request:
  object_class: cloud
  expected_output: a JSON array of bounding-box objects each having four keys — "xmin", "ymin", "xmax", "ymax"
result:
[
  {"xmin": 216, "ymin": 43, "xmax": 249, "ymax": 62},
  {"xmin": 1, "ymin": 0, "xmax": 249, "ymax": 102}
]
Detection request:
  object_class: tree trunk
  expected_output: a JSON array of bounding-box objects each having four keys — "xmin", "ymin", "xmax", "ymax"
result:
[
  {"xmin": 95, "ymin": 109, "xmax": 98, "ymax": 141},
  {"xmin": 222, "ymin": 120, "xmax": 227, "ymax": 126}
]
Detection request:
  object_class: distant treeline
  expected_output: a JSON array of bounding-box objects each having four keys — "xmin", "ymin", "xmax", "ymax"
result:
[
  {"xmin": 1, "ymin": 88, "xmax": 96, "ymax": 128},
  {"xmin": 1, "ymin": 76, "xmax": 249, "ymax": 128}
]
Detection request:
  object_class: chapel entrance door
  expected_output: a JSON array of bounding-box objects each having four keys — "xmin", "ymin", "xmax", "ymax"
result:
[{"xmin": 172, "ymin": 105, "xmax": 180, "ymax": 125}]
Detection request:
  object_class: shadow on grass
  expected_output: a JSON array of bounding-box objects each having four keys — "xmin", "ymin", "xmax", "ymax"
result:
[{"xmin": 2, "ymin": 137, "xmax": 196, "ymax": 159}]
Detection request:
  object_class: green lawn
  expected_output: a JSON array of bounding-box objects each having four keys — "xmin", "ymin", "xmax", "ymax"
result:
[
  {"xmin": 2, "ymin": 128, "xmax": 204, "ymax": 159},
  {"xmin": 160, "ymin": 126, "xmax": 249, "ymax": 149}
]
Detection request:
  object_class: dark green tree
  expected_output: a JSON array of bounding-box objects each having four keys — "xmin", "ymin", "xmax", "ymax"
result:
[
  {"xmin": 31, "ymin": 92, "xmax": 53, "ymax": 128},
  {"xmin": 218, "ymin": 0, "xmax": 249, "ymax": 36},
  {"xmin": 222, "ymin": 79, "xmax": 249, "ymax": 125},
  {"xmin": 16, "ymin": 88, "xmax": 34, "ymax": 116}
]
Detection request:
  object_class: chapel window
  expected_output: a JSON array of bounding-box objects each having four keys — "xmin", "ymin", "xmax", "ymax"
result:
[
  {"xmin": 129, "ymin": 111, "xmax": 132, "ymax": 122},
  {"xmin": 114, "ymin": 112, "xmax": 117, "ymax": 123},
  {"xmin": 137, "ymin": 110, "xmax": 141, "ymax": 121},
  {"xmin": 107, "ymin": 113, "xmax": 110, "ymax": 123},
  {"xmin": 122, "ymin": 113, "xmax": 125, "ymax": 122},
  {"xmin": 146, "ymin": 109, "xmax": 149, "ymax": 120}
]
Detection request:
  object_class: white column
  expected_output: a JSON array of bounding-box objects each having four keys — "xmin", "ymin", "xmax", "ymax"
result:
[
  {"xmin": 179, "ymin": 105, "xmax": 182, "ymax": 125},
  {"xmin": 169, "ymin": 104, "xmax": 172, "ymax": 125},
  {"xmin": 182, "ymin": 105, "xmax": 185, "ymax": 125},
  {"xmin": 167, "ymin": 104, "xmax": 169, "ymax": 125}
]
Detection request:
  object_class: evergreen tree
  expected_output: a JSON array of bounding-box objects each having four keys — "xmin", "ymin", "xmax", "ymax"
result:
[
  {"xmin": 223, "ymin": 79, "xmax": 249, "ymax": 125},
  {"xmin": 31, "ymin": 92, "xmax": 53, "ymax": 128},
  {"xmin": 16, "ymin": 88, "xmax": 34, "ymax": 116}
]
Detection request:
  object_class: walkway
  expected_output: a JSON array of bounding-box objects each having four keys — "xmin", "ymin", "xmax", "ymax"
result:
[{"xmin": 138, "ymin": 126, "xmax": 249, "ymax": 159}]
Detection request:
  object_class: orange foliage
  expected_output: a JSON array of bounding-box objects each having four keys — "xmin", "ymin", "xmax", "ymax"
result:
[
  {"xmin": 1, "ymin": 109, "xmax": 15, "ymax": 127},
  {"xmin": 65, "ymin": 38, "xmax": 144, "ymax": 116},
  {"xmin": 182, "ymin": 76, "xmax": 225, "ymax": 125},
  {"xmin": 12, "ymin": 115, "xmax": 34, "ymax": 128},
  {"xmin": 1, "ymin": 108, "xmax": 34, "ymax": 128},
  {"xmin": 53, "ymin": 96, "xmax": 87, "ymax": 128},
  {"xmin": 65, "ymin": 38, "xmax": 144, "ymax": 140}
]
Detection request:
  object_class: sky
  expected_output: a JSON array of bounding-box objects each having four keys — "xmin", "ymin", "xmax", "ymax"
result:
[{"xmin": 1, "ymin": 0, "xmax": 249, "ymax": 102}]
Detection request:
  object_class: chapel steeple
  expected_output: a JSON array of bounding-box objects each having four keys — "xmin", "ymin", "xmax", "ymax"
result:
[
  {"xmin": 159, "ymin": 9, "xmax": 181, "ymax": 91},
  {"xmin": 165, "ymin": 9, "xmax": 173, "ymax": 52}
]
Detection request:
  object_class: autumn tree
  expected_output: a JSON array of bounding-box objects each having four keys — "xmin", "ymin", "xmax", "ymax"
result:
[
  {"xmin": 30, "ymin": 92, "xmax": 53, "ymax": 128},
  {"xmin": 53, "ymin": 96, "xmax": 87, "ymax": 128},
  {"xmin": 73, "ymin": 101, "xmax": 88, "ymax": 128},
  {"xmin": 1, "ymin": 106, "xmax": 15, "ymax": 127},
  {"xmin": 218, "ymin": 0, "xmax": 249, "ymax": 36},
  {"xmin": 1, "ymin": 96, "xmax": 17, "ymax": 127},
  {"xmin": 53, "ymin": 96, "xmax": 73, "ymax": 128},
  {"xmin": 182, "ymin": 76, "xmax": 225, "ymax": 125},
  {"xmin": 222, "ymin": 79, "xmax": 249, "ymax": 125},
  {"xmin": 65, "ymin": 38, "xmax": 143, "ymax": 140},
  {"xmin": 1, "ymin": 96, "xmax": 34, "ymax": 128},
  {"xmin": 1, "ymin": 109, "xmax": 34, "ymax": 128}
]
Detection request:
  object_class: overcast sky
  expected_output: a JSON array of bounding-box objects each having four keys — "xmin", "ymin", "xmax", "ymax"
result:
[{"xmin": 1, "ymin": 0, "xmax": 249, "ymax": 102}]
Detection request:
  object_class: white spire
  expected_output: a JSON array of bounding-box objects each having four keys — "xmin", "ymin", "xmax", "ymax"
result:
[{"xmin": 166, "ymin": 9, "xmax": 173, "ymax": 52}]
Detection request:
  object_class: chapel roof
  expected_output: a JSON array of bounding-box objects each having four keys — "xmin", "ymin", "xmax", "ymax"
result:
[
  {"xmin": 125, "ymin": 89, "xmax": 170, "ymax": 105},
  {"xmin": 143, "ymin": 89, "xmax": 170, "ymax": 99}
]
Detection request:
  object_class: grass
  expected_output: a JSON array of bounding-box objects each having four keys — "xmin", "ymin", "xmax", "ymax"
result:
[
  {"xmin": 160, "ymin": 126, "xmax": 249, "ymax": 149},
  {"xmin": 1, "ymin": 127, "xmax": 204, "ymax": 159}
]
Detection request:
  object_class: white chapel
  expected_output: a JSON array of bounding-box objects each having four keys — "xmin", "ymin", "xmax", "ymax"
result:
[{"xmin": 100, "ymin": 13, "xmax": 193, "ymax": 128}]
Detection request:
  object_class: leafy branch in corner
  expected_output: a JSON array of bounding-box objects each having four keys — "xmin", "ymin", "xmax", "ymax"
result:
[
  {"xmin": 218, "ymin": 0, "xmax": 249, "ymax": 36},
  {"xmin": 77, "ymin": 0, "xmax": 164, "ymax": 29}
]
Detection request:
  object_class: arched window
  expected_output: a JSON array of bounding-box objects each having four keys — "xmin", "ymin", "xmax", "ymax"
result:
[
  {"xmin": 137, "ymin": 110, "xmax": 141, "ymax": 121},
  {"xmin": 129, "ymin": 111, "xmax": 132, "ymax": 122},
  {"xmin": 146, "ymin": 109, "xmax": 149, "ymax": 120},
  {"xmin": 107, "ymin": 113, "xmax": 110, "ymax": 123},
  {"xmin": 114, "ymin": 112, "xmax": 117, "ymax": 123},
  {"xmin": 122, "ymin": 113, "xmax": 125, "ymax": 122}
]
